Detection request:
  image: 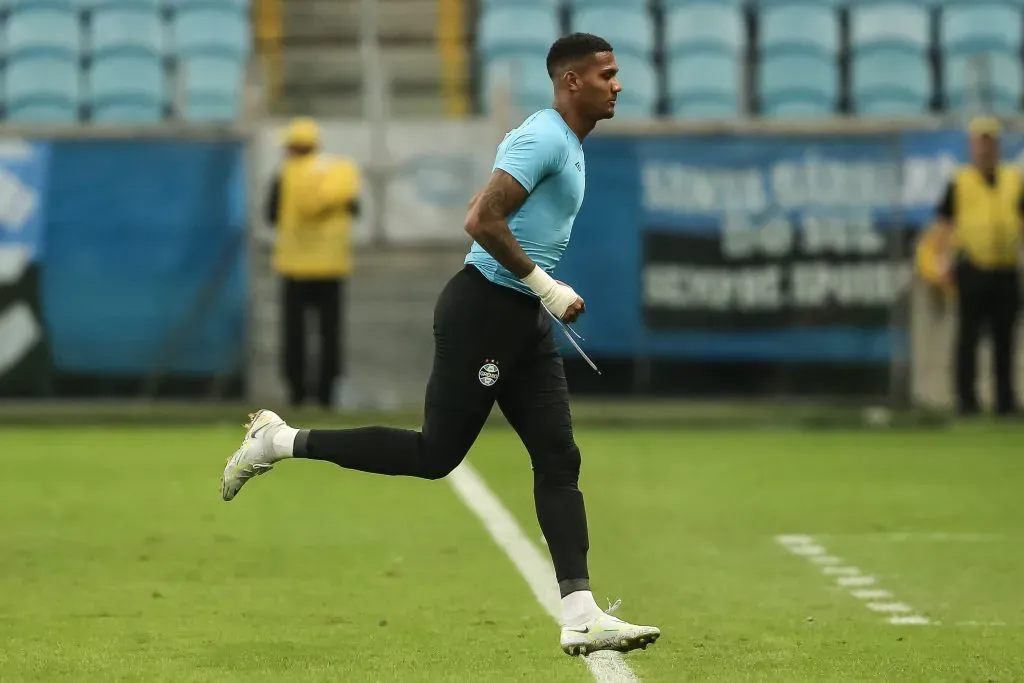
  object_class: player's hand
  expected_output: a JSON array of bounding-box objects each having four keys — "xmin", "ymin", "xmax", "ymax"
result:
[
  {"xmin": 561, "ymin": 296, "xmax": 585, "ymax": 323},
  {"xmin": 555, "ymin": 280, "xmax": 585, "ymax": 322}
]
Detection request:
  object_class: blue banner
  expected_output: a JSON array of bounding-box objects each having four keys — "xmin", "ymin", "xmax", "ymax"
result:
[
  {"xmin": 41, "ymin": 140, "xmax": 247, "ymax": 377},
  {"xmin": 0, "ymin": 141, "xmax": 50, "ymax": 263},
  {"xmin": 557, "ymin": 128, "xmax": 1010, "ymax": 364}
]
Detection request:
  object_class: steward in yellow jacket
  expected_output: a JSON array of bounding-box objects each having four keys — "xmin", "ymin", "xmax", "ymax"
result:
[
  {"xmin": 265, "ymin": 117, "xmax": 361, "ymax": 408},
  {"xmin": 928, "ymin": 116, "xmax": 1021, "ymax": 417}
]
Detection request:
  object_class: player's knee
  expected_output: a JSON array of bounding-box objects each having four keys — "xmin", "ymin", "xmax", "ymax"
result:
[
  {"xmin": 533, "ymin": 442, "xmax": 581, "ymax": 488},
  {"xmin": 418, "ymin": 441, "xmax": 470, "ymax": 480}
]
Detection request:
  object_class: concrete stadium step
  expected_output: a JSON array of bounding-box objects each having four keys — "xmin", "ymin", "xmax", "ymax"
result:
[
  {"xmin": 282, "ymin": 45, "xmax": 442, "ymax": 90},
  {"xmin": 283, "ymin": 0, "xmax": 438, "ymax": 43},
  {"xmin": 275, "ymin": 88, "xmax": 446, "ymax": 118}
]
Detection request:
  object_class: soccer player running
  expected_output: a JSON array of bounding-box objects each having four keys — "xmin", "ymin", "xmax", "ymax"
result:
[{"xmin": 220, "ymin": 33, "xmax": 661, "ymax": 657}]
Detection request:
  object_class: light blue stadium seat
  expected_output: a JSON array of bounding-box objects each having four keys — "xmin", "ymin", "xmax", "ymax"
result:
[
  {"xmin": 91, "ymin": 6, "xmax": 164, "ymax": 57},
  {"xmin": 851, "ymin": 49, "xmax": 931, "ymax": 115},
  {"xmin": 667, "ymin": 52, "xmax": 740, "ymax": 118},
  {"xmin": 173, "ymin": 7, "xmax": 249, "ymax": 58},
  {"xmin": 763, "ymin": 100, "xmax": 834, "ymax": 118},
  {"xmin": 7, "ymin": 103, "xmax": 78, "ymax": 123},
  {"xmin": 6, "ymin": 6, "xmax": 80, "ymax": 57},
  {"xmin": 566, "ymin": 0, "xmax": 646, "ymax": 6},
  {"xmin": 571, "ymin": 7, "xmax": 654, "ymax": 58},
  {"xmin": 480, "ymin": 54, "xmax": 552, "ymax": 113},
  {"xmin": 941, "ymin": 3, "xmax": 1022, "ymax": 55},
  {"xmin": 479, "ymin": 0, "xmax": 557, "ymax": 6},
  {"xmin": 944, "ymin": 51, "xmax": 1023, "ymax": 113},
  {"xmin": 477, "ymin": 6, "xmax": 559, "ymax": 58},
  {"xmin": 89, "ymin": 56, "xmax": 165, "ymax": 121},
  {"xmin": 759, "ymin": 53, "xmax": 838, "ymax": 117},
  {"xmin": 168, "ymin": 0, "xmax": 250, "ymax": 11},
  {"xmin": 179, "ymin": 55, "xmax": 244, "ymax": 121},
  {"xmin": 613, "ymin": 54, "xmax": 657, "ymax": 119},
  {"xmin": 760, "ymin": 2, "xmax": 839, "ymax": 56},
  {"xmin": 670, "ymin": 100, "xmax": 740, "ymax": 119},
  {"xmin": 92, "ymin": 102, "xmax": 164, "ymax": 122},
  {"xmin": 849, "ymin": 1, "xmax": 930, "ymax": 53},
  {"xmin": 665, "ymin": 2, "xmax": 744, "ymax": 57},
  {"xmin": 6, "ymin": 56, "xmax": 80, "ymax": 121},
  {"xmin": 664, "ymin": 0, "xmax": 744, "ymax": 7},
  {"xmin": 76, "ymin": 0, "xmax": 162, "ymax": 9}
]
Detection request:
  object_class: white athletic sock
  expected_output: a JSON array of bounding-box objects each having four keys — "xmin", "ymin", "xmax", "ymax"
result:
[
  {"xmin": 561, "ymin": 590, "xmax": 604, "ymax": 626},
  {"xmin": 270, "ymin": 426, "xmax": 299, "ymax": 459}
]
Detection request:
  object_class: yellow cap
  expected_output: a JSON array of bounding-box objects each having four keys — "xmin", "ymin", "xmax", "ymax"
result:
[
  {"xmin": 283, "ymin": 117, "xmax": 320, "ymax": 147},
  {"xmin": 968, "ymin": 116, "xmax": 1002, "ymax": 139}
]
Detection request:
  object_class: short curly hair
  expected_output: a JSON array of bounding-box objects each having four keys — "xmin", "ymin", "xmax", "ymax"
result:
[{"xmin": 546, "ymin": 33, "xmax": 614, "ymax": 78}]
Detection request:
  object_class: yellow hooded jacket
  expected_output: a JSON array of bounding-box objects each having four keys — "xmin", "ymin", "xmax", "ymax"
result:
[{"xmin": 273, "ymin": 153, "xmax": 361, "ymax": 278}]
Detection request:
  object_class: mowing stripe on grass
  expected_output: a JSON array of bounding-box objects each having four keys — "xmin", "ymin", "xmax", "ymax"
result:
[
  {"xmin": 449, "ymin": 462, "xmax": 640, "ymax": 683},
  {"xmin": 776, "ymin": 535, "xmax": 932, "ymax": 626}
]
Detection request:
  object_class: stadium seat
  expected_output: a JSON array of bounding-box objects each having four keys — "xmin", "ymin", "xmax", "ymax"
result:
[
  {"xmin": 941, "ymin": 2, "xmax": 1023, "ymax": 55},
  {"xmin": 943, "ymin": 51, "xmax": 1023, "ymax": 113},
  {"xmin": 476, "ymin": 6, "xmax": 559, "ymax": 59},
  {"xmin": 6, "ymin": 103, "xmax": 79, "ymax": 123},
  {"xmin": 168, "ymin": 0, "xmax": 250, "ymax": 10},
  {"xmin": 6, "ymin": 56, "xmax": 80, "ymax": 122},
  {"xmin": 92, "ymin": 102, "xmax": 164, "ymax": 123},
  {"xmin": 173, "ymin": 6, "xmax": 249, "ymax": 59},
  {"xmin": 479, "ymin": 0, "xmax": 557, "ymax": 6},
  {"xmin": 759, "ymin": 53, "xmax": 838, "ymax": 117},
  {"xmin": 6, "ymin": 6, "xmax": 80, "ymax": 58},
  {"xmin": 91, "ymin": 5, "xmax": 165, "ymax": 57},
  {"xmin": 571, "ymin": 6, "xmax": 654, "ymax": 59},
  {"xmin": 664, "ymin": 2, "xmax": 744, "ymax": 57},
  {"xmin": 759, "ymin": 2, "xmax": 839, "ymax": 57},
  {"xmin": 77, "ymin": 0, "xmax": 163, "ymax": 9},
  {"xmin": 849, "ymin": 1, "xmax": 930, "ymax": 53},
  {"xmin": 612, "ymin": 54, "xmax": 657, "ymax": 119},
  {"xmin": 178, "ymin": 55, "xmax": 244, "ymax": 121},
  {"xmin": 89, "ymin": 56, "xmax": 166, "ymax": 122},
  {"xmin": 565, "ymin": 0, "xmax": 646, "ymax": 6},
  {"xmin": 669, "ymin": 100, "xmax": 741, "ymax": 120},
  {"xmin": 480, "ymin": 54, "xmax": 552, "ymax": 114},
  {"xmin": 851, "ymin": 49, "xmax": 931, "ymax": 116},
  {"xmin": 667, "ymin": 52, "xmax": 741, "ymax": 118}
]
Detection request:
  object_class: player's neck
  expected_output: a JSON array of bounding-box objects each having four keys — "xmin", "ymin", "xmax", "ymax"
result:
[{"xmin": 552, "ymin": 104, "xmax": 594, "ymax": 143}]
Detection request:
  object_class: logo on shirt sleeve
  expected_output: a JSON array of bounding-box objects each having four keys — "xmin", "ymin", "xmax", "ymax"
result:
[{"xmin": 575, "ymin": 162, "xmax": 581, "ymax": 172}]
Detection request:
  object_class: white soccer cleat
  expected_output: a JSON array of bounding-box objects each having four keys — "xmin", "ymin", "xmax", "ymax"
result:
[
  {"xmin": 560, "ymin": 601, "xmax": 661, "ymax": 657},
  {"xmin": 220, "ymin": 409, "xmax": 284, "ymax": 501}
]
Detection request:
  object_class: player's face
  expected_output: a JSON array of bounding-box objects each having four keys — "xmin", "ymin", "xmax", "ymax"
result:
[{"xmin": 580, "ymin": 52, "xmax": 622, "ymax": 120}]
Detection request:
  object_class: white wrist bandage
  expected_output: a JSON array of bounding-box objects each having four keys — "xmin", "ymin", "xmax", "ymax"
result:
[{"xmin": 521, "ymin": 266, "xmax": 578, "ymax": 318}]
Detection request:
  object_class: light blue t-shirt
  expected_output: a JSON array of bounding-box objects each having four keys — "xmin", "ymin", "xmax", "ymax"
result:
[{"xmin": 465, "ymin": 108, "xmax": 586, "ymax": 297}]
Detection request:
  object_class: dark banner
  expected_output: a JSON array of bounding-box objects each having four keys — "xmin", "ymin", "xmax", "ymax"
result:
[
  {"xmin": 642, "ymin": 225, "xmax": 911, "ymax": 332},
  {"xmin": 0, "ymin": 142, "xmax": 52, "ymax": 397}
]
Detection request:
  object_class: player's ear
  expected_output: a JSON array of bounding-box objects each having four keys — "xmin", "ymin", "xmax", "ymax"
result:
[{"xmin": 564, "ymin": 69, "xmax": 582, "ymax": 93}]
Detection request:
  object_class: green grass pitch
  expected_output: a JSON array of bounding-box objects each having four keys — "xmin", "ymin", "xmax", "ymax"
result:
[{"xmin": 1, "ymin": 423, "xmax": 1022, "ymax": 682}]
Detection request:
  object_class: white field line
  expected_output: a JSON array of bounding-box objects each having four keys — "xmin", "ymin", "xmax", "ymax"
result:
[
  {"xmin": 449, "ymin": 463, "xmax": 640, "ymax": 683},
  {"xmin": 775, "ymin": 535, "xmax": 932, "ymax": 626},
  {"xmin": 820, "ymin": 532, "xmax": 1004, "ymax": 543}
]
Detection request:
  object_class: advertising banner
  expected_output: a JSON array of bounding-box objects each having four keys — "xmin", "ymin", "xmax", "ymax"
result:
[
  {"xmin": 555, "ymin": 128, "xmax": 1023, "ymax": 396},
  {"xmin": 0, "ymin": 140, "xmax": 51, "ymax": 397}
]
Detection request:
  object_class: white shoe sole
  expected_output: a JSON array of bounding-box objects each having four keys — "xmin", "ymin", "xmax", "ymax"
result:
[{"xmin": 562, "ymin": 629, "xmax": 660, "ymax": 657}]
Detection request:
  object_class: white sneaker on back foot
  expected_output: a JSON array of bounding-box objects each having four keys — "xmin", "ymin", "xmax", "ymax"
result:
[
  {"xmin": 220, "ymin": 409, "xmax": 285, "ymax": 501},
  {"xmin": 560, "ymin": 602, "xmax": 661, "ymax": 657}
]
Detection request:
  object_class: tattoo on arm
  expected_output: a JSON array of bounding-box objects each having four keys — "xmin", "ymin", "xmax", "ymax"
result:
[{"xmin": 464, "ymin": 170, "xmax": 536, "ymax": 278}]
